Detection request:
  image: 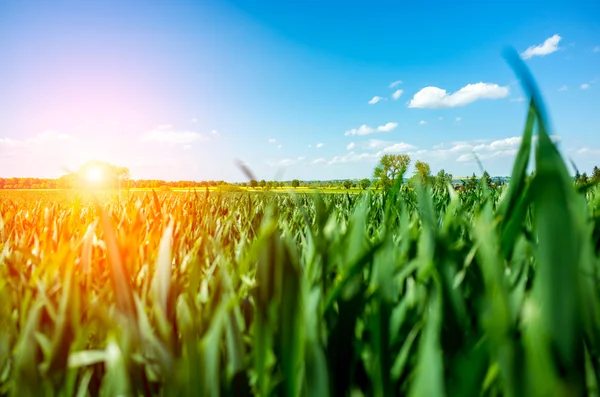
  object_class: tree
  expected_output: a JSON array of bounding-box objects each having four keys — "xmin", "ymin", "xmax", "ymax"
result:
[
  {"xmin": 435, "ymin": 169, "xmax": 453, "ymax": 190},
  {"xmin": 373, "ymin": 154, "xmax": 411, "ymax": 190},
  {"xmin": 343, "ymin": 180, "xmax": 352, "ymax": 190},
  {"xmin": 465, "ymin": 173, "xmax": 478, "ymax": 191},
  {"xmin": 581, "ymin": 172, "xmax": 589, "ymax": 184},
  {"xmin": 592, "ymin": 166, "xmax": 600, "ymax": 183},
  {"xmin": 249, "ymin": 180, "xmax": 258, "ymax": 188},
  {"xmin": 259, "ymin": 179, "xmax": 266, "ymax": 188},
  {"xmin": 414, "ymin": 160, "xmax": 431, "ymax": 184},
  {"xmin": 360, "ymin": 178, "xmax": 371, "ymax": 190},
  {"xmin": 292, "ymin": 179, "xmax": 300, "ymax": 188},
  {"xmin": 482, "ymin": 171, "xmax": 492, "ymax": 187},
  {"xmin": 574, "ymin": 170, "xmax": 581, "ymax": 184}
]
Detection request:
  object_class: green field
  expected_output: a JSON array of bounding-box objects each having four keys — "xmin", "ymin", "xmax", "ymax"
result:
[{"xmin": 2, "ymin": 62, "xmax": 600, "ymax": 396}]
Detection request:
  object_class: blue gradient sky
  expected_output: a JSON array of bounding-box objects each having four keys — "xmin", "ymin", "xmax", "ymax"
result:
[{"xmin": 1, "ymin": 0, "xmax": 599, "ymax": 181}]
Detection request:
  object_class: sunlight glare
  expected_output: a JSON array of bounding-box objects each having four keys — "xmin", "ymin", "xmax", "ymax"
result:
[{"xmin": 86, "ymin": 166, "xmax": 104, "ymax": 183}]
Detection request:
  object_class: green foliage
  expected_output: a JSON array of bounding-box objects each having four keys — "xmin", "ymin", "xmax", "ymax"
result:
[
  {"xmin": 374, "ymin": 154, "xmax": 411, "ymax": 190},
  {"xmin": 414, "ymin": 160, "xmax": 431, "ymax": 184},
  {"xmin": 291, "ymin": 179, "xmax": 300, "ymax": 188},
  {"xmin": 360, "ymin": 178, "xmax": 371, "ymax": 190},
  {"xmin": 434, "ymin": 169, "xmax": 453, "ymax": 191},
  {"xmin": 343, "ymin": 180, "xmax": 352, "ymax": 190}
]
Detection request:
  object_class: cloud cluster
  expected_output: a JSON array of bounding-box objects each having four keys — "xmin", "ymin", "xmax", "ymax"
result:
[
  {"xmin": 383, "ymin": 142, "xmax": 416, "ymax": 153},
  {"xmin": 392, "ymin": 89, "xmax": 403, "ymax": 100},
  {"xmin": 345, "ymin": 122, "xmax": 398, "ymax": 136},
  {"xmin": 368, "ymin": 96, "xmax": 385, "ymax": 104},
  {"xmin": 389, "ymin": 80, "xmax": 403, "ymax": 88},
  {"xmin": 521, "ymin": 34, "xmax": 562, "ymax": 59},
  {"xmin": 408, "ymin": 83, "xmax": 509, "ymax": 108}
]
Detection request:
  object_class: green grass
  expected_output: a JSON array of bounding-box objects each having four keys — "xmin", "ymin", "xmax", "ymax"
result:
[{"xmin": 1, "ymin": 52, "xmax": 600, "ymax": 396}]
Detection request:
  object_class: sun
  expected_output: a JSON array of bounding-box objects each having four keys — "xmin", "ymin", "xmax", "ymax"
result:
[{"xmin": 86, "ymin": 166, "xmax": 104, "ymax": 183}]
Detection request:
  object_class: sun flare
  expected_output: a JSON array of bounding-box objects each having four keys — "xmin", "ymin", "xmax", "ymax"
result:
[{"xmin": 86, "ymin": 166, "xmax": 104, "ymax": 183}]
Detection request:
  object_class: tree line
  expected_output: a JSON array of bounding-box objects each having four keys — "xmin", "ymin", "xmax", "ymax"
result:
[{"xmin": 4, "ymin": 157, "xmax": 595, "ymax": 191}]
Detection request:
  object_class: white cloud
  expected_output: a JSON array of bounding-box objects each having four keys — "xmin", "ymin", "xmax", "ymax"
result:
[
  {"xmin": 378, "ymin": 122, "xmax": 398, "ymax": 132},
  {"xmin": 345, "ymin": 122, "xmax": 398, "ymax": 136},
  {"xmin": 191, "ymin": 118, "xmax": 198, "ymax": 123},
  {"xmin": 0, "ymin": 130, "xmax": 71, "ymax": 149},
  {"xmin": 419, "ymin": 120, "xmax": 427, "ymax": 125},
  {"xmin": 511, "ymin": 97, "xmax": 526, "ymax": 102},
  {"xmin": 329, "ymin": 152, "xmax": 382, "ymax": 165},
  {"xmin": 268, "ymin": 138, "xmax": 277, "ymax": 143},
  {"xmin": 345, "ymin": 139, "xmax": 397, "ymax": 152},
  {"xmin": 34, "ymin": 130, "xmax": 71, "ymax": 143},
  {"xmin": 308, "ymin": 144, "xmax": 312, "ymax": 148},
  {"xmin": 581, "ymin": 83, "xmax": 590, "ymax": 90},
  {"xmin": 211, "ymin": 130, "xmax": 219, "ymax": 135},
  {"xmin": 438, "ymin": 117, "xmax": 444, "ymax": 121},
  {"xmin": 520, "ymin": 34, "xmax": 562, "ymax": 59},
  {"xmin": 312, "ymin": 158, "xmax": 326, "ymax": 164},
  {"xmin": 316, "ymin": 143, "xmax": 324, "ymax": 148},
  {"xmin": 593, "ymin": 46, "xmax": 600, "ymax": 53},
  {"xmin": 368, "ymin": 96, "xmax": 385, "ymax": 104},
  {"xmin": 455, "ymin": 117, "xmax": 462, "ymax": 122},
  {"xmin": 577, "ymin": 147, "xmax": 600, "ymax": 155},
  {"xmin": 278, "ymin": 144, "xmax": 282, "ymax": 149},
  {"xmin": 408, "ymin": 83, "xmax": 509, "ymax": 108},
  {"xmin": 383, "ymin": 143, "xmax": 416, "ymax": 153},
  {"xmin": 389, "ymin": 80, "xmax": 403, "ymax": 88},
  {"xmin": 184, "ymin": 145, "xmax": 192, "ymax": 151},
  {"xmin": 558, "ymin": 85, "xmax": 568, "ymax": 91},
  {"xmin": 142, "ymin": 125, "xmax": 202, "ymax": 145},
  {"xmin": 392, "ymin": 89, "xmax": 403, "ymax": 100}
]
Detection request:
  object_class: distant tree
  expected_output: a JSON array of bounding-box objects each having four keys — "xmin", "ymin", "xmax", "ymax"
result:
[
  {"xmin": 249, "ymin": 180, "xmax": 258, "ymax": 188},
  {"xmin": 581, "ymin": 172, "xmax": 589, "ymax": 184},
  {"xmin": 292, "ymin": 179, "xmax": 300, "ymax": 188},
  {"xmin": 343, "ymin": 180, "xmax": 352, "ymax": 190},
  {"xmin": 592, "ymin": 166, "xmax": 600, "ymax": 183},
  {"xmin": 240, "ymin": 182, "xmax": 247, "ymax": 187},
  {"xmin": 465, "ymin": 173, "xmax": 478, "ymax": 191},
  {"xmin": 374, "ymin": 154, "xmax": 411, "ymax": 190},
  {"xmin": 259, "ymin": 179, "xmax": 266, "ymax": 188},
  {"xmin": 482, "ymin": 171, "xmax": 492, "ymax": 187},
  {"xmin": 360, "ymin": 178, "xmax": 371, "ymax": 190},
  {"xmin": 435, "ymin": 169, "xmax": 453, "ymax": 190},
  {"xmin": 414, "ymin": 160, "xmax": 431, "ymax": 184},
  {"xmin": 574, "ymin": 170, "xmax": 581, "ymax": 184},
  {"xmin": 265, "ymin": 181, "xmax": 273, "ymax": 190}
]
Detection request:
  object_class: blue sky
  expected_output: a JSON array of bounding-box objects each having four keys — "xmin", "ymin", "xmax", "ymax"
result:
[{"xmin": 0, "ymin": 0, "xmax": 599, "ymax": 181}]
